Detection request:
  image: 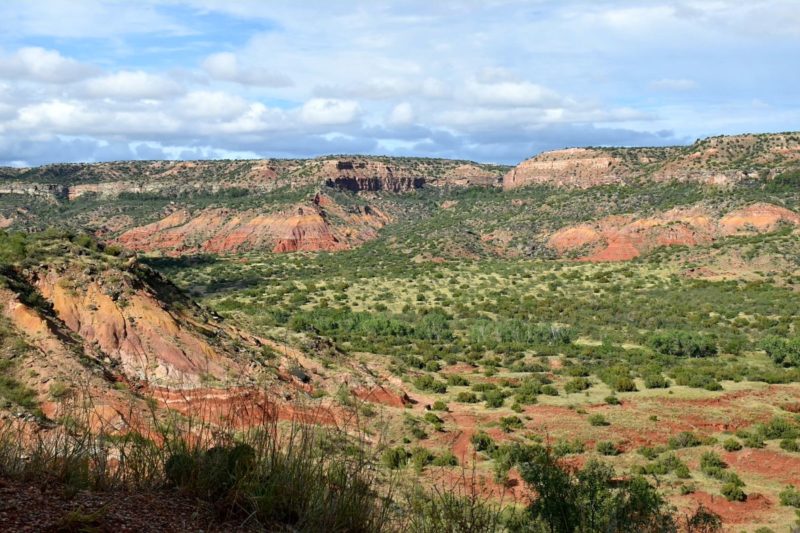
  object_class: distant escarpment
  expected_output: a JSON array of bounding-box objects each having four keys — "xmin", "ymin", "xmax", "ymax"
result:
[
  {"xmin": 0, "ymin": 156, "xmax": 507, "ymax": 202},
  {"xmin": 504, "ymin": 132, "xmax": 800, "ymax": 190}
]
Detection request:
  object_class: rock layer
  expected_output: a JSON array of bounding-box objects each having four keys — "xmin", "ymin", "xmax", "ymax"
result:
[{"xmin": 548, "ymin": 203, "xmax": 800, "ymax": 262}]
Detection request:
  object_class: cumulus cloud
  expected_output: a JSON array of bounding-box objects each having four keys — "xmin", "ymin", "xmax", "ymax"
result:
[
  {"xmin": 0, "ymin": 1, "xmax": 798, "ymax": 166},
  {"xmin": 176, "ymin": 91, "xmax": 249, "ymax": 120},
  {"xmin": 464, "ymin": 80, "xmax": 565, "ymax": 108},
  {"xmin": 84, "ymin": 71, "xmax": 184, "ymax": 100},
  {"xmin": 300, "ymin": 98, "xmax": 361, "ymax": 125},
  {"xmin": 388, "ymin": 102, "xmax": 414, "ymax": 125},
  {"xmin": 0, "ymin": 47, "xmax": 96, "ymax": 83},
  {"xmin": 202, "ymin": 52, "xmax": 293, "ymax": 87}
]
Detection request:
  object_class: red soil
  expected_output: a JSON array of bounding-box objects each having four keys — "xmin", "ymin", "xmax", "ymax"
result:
[
  {"xmin": 679, "ymin": 491, "xmax": 773, "ymax": 525},
  {"xmin": 352, "ymin": 386, "xmax": 411, "ymax": 408},
  {"xmin": 722, "ymin": 449, "xmax": 800, "ymax": 486}
]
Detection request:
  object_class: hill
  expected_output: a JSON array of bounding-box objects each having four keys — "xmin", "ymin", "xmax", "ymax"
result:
[{"xmin": 2, "ymin": 132, "xmax": 800, "ymax": 530}]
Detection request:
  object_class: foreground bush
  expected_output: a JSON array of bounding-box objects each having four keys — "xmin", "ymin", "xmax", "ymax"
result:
[{"xmin": 0, "ymin": 397, "xmax": 392, "ymax": 532}]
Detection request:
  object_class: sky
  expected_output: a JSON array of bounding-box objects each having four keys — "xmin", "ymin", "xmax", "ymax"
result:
[{"xmin": 0, "ymin": 0, "xmax": 798, "ymax": 166}]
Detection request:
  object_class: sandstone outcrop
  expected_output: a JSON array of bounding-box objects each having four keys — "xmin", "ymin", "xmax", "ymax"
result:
[
  {"xmin": 548, "ymin": 203, "xmax": 800, "ymax": 262},
  {"xmin": 505, "ymin": 132, "xmax": 800, "ymax": 190},
  {"xmin": 114, "ymin": 194, "xmax": 388, "ymax": 255},
  {"xmin": 504, "ymin": 148, "xmax": 627, "ymax": 189}
]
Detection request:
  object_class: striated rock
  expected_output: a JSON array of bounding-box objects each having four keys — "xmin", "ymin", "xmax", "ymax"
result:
[
  {"xmin": 115, "ymin": 195, "xmax": 388, "ymax": 255},
  {"xmin": 505, "ymin": 132, "xmax": 800, "ymax": 190},
  {"xmin": 322, "ymin": 159, "xmax": 425, "ymax": 192},
  {"xmin": 504, "ymin": 148, "xmax": 625, "ymax": 190},
  {"xmin": 548, "ymin": 203, "xmax": 800, "ymax": 262},
  {"xmin": 718, "ymin": 203, "xmax": 800, "ymax": 235}
]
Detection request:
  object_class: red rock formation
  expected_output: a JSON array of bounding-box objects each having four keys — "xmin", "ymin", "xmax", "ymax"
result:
[
  {"xmin": 115, "ymin": 196, "xmax": 388, "ymax": 255},
  {"xmin": 504, "ymin": 148, "xmax": 625, "ymax": 190},
  {"xmin": 548, "ymin": 203, "xmax": 800, "ymax": 262}
]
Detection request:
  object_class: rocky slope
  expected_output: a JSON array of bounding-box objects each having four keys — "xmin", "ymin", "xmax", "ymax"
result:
[
  {"xmin": 0, "ymin": 238, "xmax": 266, "ymax": 390},
  {"xmin": 504, "ymin": 132, "xmax": 800, "ymax": 189},
  {"xmin": 0, "ymin": 233, "xmax": 417, "ymax": 429},
  {"xmin": 0, "ymin": 156, "xmax": 507, "ymax": 201},
  {"xmin": 548, "ymin": 202, "xmax": 800, "ymax": 261},
  {"xmin": 114, "ymin": 192, "xmax": 389, "ymax": 255}
]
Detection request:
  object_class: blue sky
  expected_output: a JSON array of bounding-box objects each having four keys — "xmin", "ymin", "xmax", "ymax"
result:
[{"xmin": 0, "ymin": 0, "xmax": 798, "ymax": 166}]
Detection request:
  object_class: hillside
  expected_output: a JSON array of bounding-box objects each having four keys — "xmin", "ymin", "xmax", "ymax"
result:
[
  {"xmin": 2, "ymin": 132, "xmax": 800, "ymax": 531},
  {"xmin": 504, "ymin": 132, "xmax": 800, "ymax": 189}
]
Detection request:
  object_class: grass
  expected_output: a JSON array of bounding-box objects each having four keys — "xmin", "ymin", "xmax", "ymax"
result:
[{"xmin": 0, "ymin": 389, "xmax": 395, "ymax": 532}]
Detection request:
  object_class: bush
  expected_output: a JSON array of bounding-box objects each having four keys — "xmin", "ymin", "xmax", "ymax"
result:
[
  {"xmin": 471, "ymin": 432, "xmax": 497, "ymax": 454},
  {"xmin": 669, "ymin": 432, "xmax": 702, "ymax": 449},
  {"xmin": 431, "ymin": 400, "xmax": 449, "ymax": 411},
  {"xmin": 588, "ymin": 414, "xmax": 610, "ymax": 427},
  {"xmin": 648, "ymin": 331, "xmax": 718, "ymax": 358},
  {"xmin": 499, "ymin": 416, "xmax": 524, "ymax": 433},
  {"xmin": 455, "ymin": 391, "xmax": 479, "ymax": 403},
  {"xmin": 446, "ymin": 374, "xmax": 470, "ymax": 386},
  {"xmin": 431, "ymin": 451, "xmax": 459, "ymax": 467},
  {"xmin": 520, "ymin": 452, "xmax": 675, "ymax": 531},
  {"xmin": 722, "ymin": 438, "xmax": 742, "ymax": 452},
  {"xmin": 381, "ymin": 446, "xmax": 409, "ymax": 469},
  {"xmin": 483, "ymin": 390, "xmax": 505, "ymax": 408},
  {"xmin": 780, "ymin": 439, "xmax": 799, "ymax": 452},
  {"xmin": 413, "ymin": 375, "xmax": 447, "ymax": 394},
  {"xmin": 643, "ymin": 373, "xmax": 669, "ymax": 389},
  {"xmin": 721, "ymin": 483, "xmax": 746, "ymax": 502},
  {"xmin": 596, "ymin": 441, "xmax": 619, "ymax": 456},
  {"xmin": 779, "ymin": 485, "xmax": 800, "ymax": 507},
  {"xmin": 761, "ymin": 335, "xmax": 800, "ymax": 367},
  {"xmin": 563, "ymin": 377, "xmax": 591, "ymax": 394},
  {"xmin": 700, "ymin": 451, "xmax": 727, "ymax": 471}
]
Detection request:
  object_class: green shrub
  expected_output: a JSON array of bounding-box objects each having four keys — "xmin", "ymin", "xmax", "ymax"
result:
[
  {"xmin": 446, "ymin": 374, "xmax": 469, "ymax": 386},
  {"xmin": 647, "ymin": 331, "xmax": 718, "ymax": 358},
  {"xmin": 499, "ymin": 416, "xmax": 524, "ymax": 433},
  {"xmin": 721, "ymin": 482, "xmax": 746, "ymax": 502},
  {"xmin": 563, "ymin": 377, "xmax": 591, "ymax": 394},
  {"xmin": 483, "ymin": 390, "xmax": 505, "ymax": 408},
  {"xmin": 381, "ymin": 446, "xmax": 409, "ymax": 469},
  {"xmin": 471, "ymin": 432, "xmax": 497, "ymax": 454},
  {"xmin": 779, "ymin": 485, "xmax": 800, "ymax": 507},
  {"xmin": 431, "ymin": 400, "xmax": 449, "ymax": 411},
  {"xmin": 431, "ymin": 451, "xmax": 459, "ymax": 467},
  {"xmin": 588, "ymin": 414, "xmax": 610, "ymax": 427},
  {"xmin": 722, "ymin": 438, "xmax": 742, "ymax": 452},
  {"xmin": 668, "ymin": 432, "xmax": 702, "ymax": 449},
  {"xmin": 643, "ymin": 373, "xmax": 669, "ymax": 389},
  {"xmin": 455, "ymin": 391, "xmax": 479, "ymax": 403},
  {"xmin": 596, "ymin": 441, "xmax": 619, "ymax": 456}
]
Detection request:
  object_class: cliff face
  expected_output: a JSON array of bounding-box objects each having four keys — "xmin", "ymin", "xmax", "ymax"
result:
[
  {"xmin": 503, "ymin": 148, "xmax": 627, "ymax": 189},
  {"xmin": 0, "ymin": 156, "xmax": 507, "ymax": 201},
  {"xmin": 320, "ymin": 158, "xmax": 500, "ymax": 192},
  {"xmin": 547, "ymin": 202, "xmax": 800, "ymax": 262},
  {"xmin": 504, "ymin": 132, "xmax": 800, "ymax": 190},
  {"xmin": 2, "ymin": 250, "xmax": 263, "ymax": 387},
  {"xmin": 114, "ymin": 193, "xmax": 389, "ymax": 255}
]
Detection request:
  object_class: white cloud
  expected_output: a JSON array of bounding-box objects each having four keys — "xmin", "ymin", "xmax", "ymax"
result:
[
  {"xmin": 176, "ymin": 91, "xmax": 249, "ymax": 120},
  {"xmin": 388, "ymin": 102, "xmax": 414, "ymax": 125},
  {"xmin": 85, "ymin": 70, "xmax": 184, "ymax": 100},
  {"xmin": 202, "ymin": 52, "xmax": 292, "ymax": 87},
  {"xmin": 0, "ymin": 47, "xmax": 96, "ymax": 83},
  {"xmin": 464, "ymin": 80, "xmax": 564, "ymax": 108},
  {"xmin": 300, "ymin": 98, "xmax": 361, "ymax": 125}
]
